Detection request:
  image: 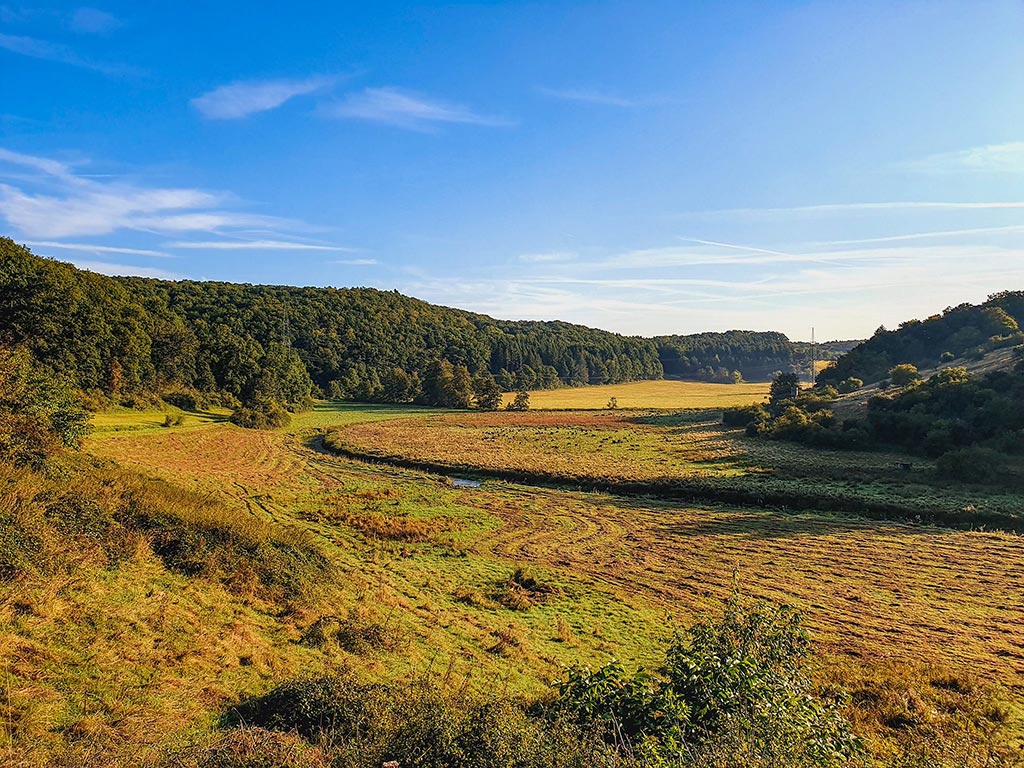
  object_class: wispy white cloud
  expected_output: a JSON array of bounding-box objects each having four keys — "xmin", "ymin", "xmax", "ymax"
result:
[
  {"xmin": 192, "ymin": 76, "xmax": 335, "ymax": 119},
  {"xmin": 328, "ymin": 87, "xmax": 508, "ymax": 130},
  {"xmin": 21, "ymin": 240, "xmax": 171, "ymax": 258},
  {"xmin": 330, "ymin": 258, "xmax": 379, "ymax": 266},
  {"xmin": 169, "ymin": 239, "xmax": 354, "ymax": 251},
  {"xmin": 70, "ymin": 8, "xmax": 122, "ymax": 35},
  {"xmin": 811, "ymin": 224, "xmax": 1024, "ymax": 246},
  {"xmin": 517, "ymin": 250, "xmax": 576, "ymax": 263},
  {"xmin": 536, "ymin": 86, "xmax": 637, "ymax": 107},
  {"xmin": 399, "ymin": 242, "xmax": 1024, "ymax": 338},
  {"xmin": 906, "ymin": 142, "xmax": 1024, "ymax": 174},
  {"xmin": 686, "ymin": 200, "xmax": 1024, "ymax": 217},
  {"xmin": 0, "ymin": 147, "xmax": 76, "ymax": 180},
  {"xmin": 61, "ymin": 259, "xmax": 183, "ymax": 280},
  {"xmin": 0, "ymin": 147, "xmax": 290, "ymax": 238},
  {"xmin": 0, "ymin": 31, "xmax": 131, "ymax": 74}
]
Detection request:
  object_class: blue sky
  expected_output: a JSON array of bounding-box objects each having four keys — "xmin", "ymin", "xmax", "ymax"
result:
[{"xmin": 2, "ymin": 1, "xmax": 1024, "ymax": 340}]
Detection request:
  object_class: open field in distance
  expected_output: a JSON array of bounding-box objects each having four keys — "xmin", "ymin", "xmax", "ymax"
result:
[{"xmin": 500, "ymin": 379, "xmax": 769, "ymax": 409}]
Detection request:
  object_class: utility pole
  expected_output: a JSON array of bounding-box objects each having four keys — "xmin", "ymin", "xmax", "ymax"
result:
[{"xmin": 811, "ymin": 326, "xmax": 816, "ymax": 386}]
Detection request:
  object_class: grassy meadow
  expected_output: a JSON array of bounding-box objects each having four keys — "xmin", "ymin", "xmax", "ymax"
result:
[
  {"xmin": 5, "ymin": 397, "xmax": 1023, "ymax": 764},
  {"xmin": 500, "ymin": 378, "xmax": 770, "ymax": 409}
]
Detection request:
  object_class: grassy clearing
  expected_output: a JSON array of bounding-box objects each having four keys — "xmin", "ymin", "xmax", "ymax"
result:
[
  {"xmin": 8, "ymin": 400, "xmax": 1021, "ymax": 763},
  {"xmin": 326, "ymin": 410, "xmax": 1023, "ymax": 527},
  {"xmin": 90, "ymin": 406, "xmax": 231, "ymax": 437},
  {"xmin": 501, "ymin": 379, "xmax": 769, "ymax": 409}
]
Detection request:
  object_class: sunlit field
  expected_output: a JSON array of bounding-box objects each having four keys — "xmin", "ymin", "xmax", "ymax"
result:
[
  {"xmin": 83, "ymin": 403, "xmax": 1024, "ymax": 690},
  {"xmin": 501, "ymin": 379, "xmax": 769, "ymax": 409}
]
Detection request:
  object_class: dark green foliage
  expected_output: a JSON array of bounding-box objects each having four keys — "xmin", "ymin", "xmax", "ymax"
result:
[
  {"xmin": 838, "ymin": 377, "xmax": 864, "ymax": 394},
  {"xmin": 722, "ymin": 403, "xmax": 768, "ymax": 427},
  {"xmin": 227, "ymin": 672, "xmax": 610, "ymax": 768},
  {"xmin": 230, "ymin": 400, "xmax": 292, "ymax": 430},
  {"xmin": 549, "ymin": 593, "xmax": 860, "ymax": 765},
  {"xmin": 0, "ymin": 345, "xmax": 90, "ymax": 467},
  {"xmin": 507, "ymin": 391, "xmax": 530, "ymax": 411},
  {"xmin": 935, "ymin": 447, "xmax": 1005, "ymax": 483},
  {"xmin": 819, "ymin": 293, "xmax": 1024, "ymax": 386},
  {"xmin": 0, "ymin": 241, "xmax": 665, "ymax": 405},
  {"xmin": 656, "ymin": 331, "xmax": 795, "ymax": 382},
  {"xmin": 472, "ymin": 372, "xmax": 502, "ymax": 411},
  {"xmin": 769, "ymin": 372, "xmax": 801, "ymax": 409}
]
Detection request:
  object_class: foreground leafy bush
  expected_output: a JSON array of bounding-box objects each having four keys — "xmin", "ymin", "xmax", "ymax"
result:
[
  {"xmin": 552, "ymin": 593, "xmax": 860, "ymax": 766},
  {"xmin": 226, "ymin": 596, "xmax": 866, "ymax": 768}
]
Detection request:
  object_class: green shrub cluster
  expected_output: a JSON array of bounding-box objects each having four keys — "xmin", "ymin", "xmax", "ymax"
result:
[{"xmin": 216, "ymin": 596, "xmax": 863, "ymax": 768}]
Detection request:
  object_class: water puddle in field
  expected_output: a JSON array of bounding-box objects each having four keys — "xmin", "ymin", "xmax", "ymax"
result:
[{"xmin": 451, "ymin": 478, "xmax": 481, "ymax": 489}]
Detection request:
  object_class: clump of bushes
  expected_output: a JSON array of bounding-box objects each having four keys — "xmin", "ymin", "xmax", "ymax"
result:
[
  {"xmin": 0, "ymin": 457, "xmax": 332, "ymax": 603},
  {"xmin": 230, "ymin": 400, "xmax": 292, "ymax": 430},
  {"xmin": 161, "ymin": 387, "xmax": 211, "ymax": 411},
  {"xmin": 218, "ymin": 595, "xmax": 863, "ymax": 768}
]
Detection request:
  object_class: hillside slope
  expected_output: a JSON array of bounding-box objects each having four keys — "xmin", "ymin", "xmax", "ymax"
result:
[{"xmin": 819, "ymin": 292, "xmax": 1024, "ymax": 386}]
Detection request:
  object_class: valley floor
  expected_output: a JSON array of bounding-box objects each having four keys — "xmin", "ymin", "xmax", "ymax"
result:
[{"xmin": 5, "ymin": 398, "xmax": 1023, "ymax": 765}]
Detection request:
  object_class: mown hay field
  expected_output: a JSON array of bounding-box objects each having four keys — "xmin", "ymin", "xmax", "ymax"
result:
[
  {"xmin": 65, "ymin": 402, "xmax": 1024, "ymax": 761},
  {"xmin": 501, "ymin": 379, "xmax": 769, "ymax": 409},
  {"xmin": 85, "ymin": 404, "xmax": 1024, "ymax": 686},
  {"xmin": 327, "ymin": 411, "xmax": 1024, "ymax": 525}
]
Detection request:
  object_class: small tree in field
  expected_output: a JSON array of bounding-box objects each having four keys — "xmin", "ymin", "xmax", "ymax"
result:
[
  {"xmin": 769, "ymin": 373, "xmax": 800, "ymax": 410},
  {"xmin": 606, "ymin": 397, "xmax": 618, "ymax": 409},
  {"xmin": 507, "ymin": 390, "xmax": 530, "ymax": 411}
]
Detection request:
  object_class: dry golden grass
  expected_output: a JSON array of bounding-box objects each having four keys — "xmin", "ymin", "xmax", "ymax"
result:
[
  {"xmin": 501, "ymin": 379, "xmax": 769, "ymax": 409},
  {"xmin": 17, "ymin": 401, "xmax": 1016, "ymax": 764},
  {"xmin": 330, "ymin": 411, "xmax": 749, "ymax": 483}
]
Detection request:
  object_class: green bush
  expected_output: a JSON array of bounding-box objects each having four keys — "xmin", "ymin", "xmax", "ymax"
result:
[
  {"xmin": 230, "ymin": 400, "xmax": 291, "ymax": 430},
  {"xmin": 722, "ymin": 403, "xmax": 768, "ymax": 428},
  {"xmin": 551, "ymin": 593, "xmax": 860, "ymax": 766},
  {"xmin": 838, "ymin": 377, "xmax": 864, "ymax": 394},
  {"xmin": 934, "ymin": 447, "xmax": 1005, "ymax": 483}
]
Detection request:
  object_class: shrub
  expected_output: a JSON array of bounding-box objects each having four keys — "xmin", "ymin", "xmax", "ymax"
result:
[
  {"xmin": 226, "ymin": 672, "xmax": 609, "ymax": 768},
  {"xmin": 497, "ymin": 566, "xmax": 560, "ymax": 610},
  {"xmin": 838, "ymin": 377, "xmax": 864, "ymax": 394},
  {"xmin": 722, "ymin": 403, "xmax": 768, "ymax": 428},
  {"xmin": 889, "ymin": 364, "xmax": 921, "ymax": 387},
  {"xmin": 935, "ymin": 447, "xmax": 1005, "ymax": 483},
  {"xmin": 551, "ymin": 593, "xmax": 861, "ymax": 766},
  {"xmin": 161, "ymin": 388, "xmax": 210, "ymax": 411},
  {"xmin": 230, "ymin": 400, "xmax": 291, "ymax": 430},
  {"xmin": 163, "ymin": 413, "xmax": 186, "ymax": 428}
]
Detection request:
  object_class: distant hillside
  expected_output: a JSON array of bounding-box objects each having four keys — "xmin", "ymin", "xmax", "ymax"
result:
[
  {"xmin": 654, "ymin": 332, "xmax": 863, "ymax": 383},
  {"xmin": 0, "ymin": 239, "xmax": 663, "ymax": 409},
  {"xmin": 819, "ymin": 292, "xmax": 1024, "ymax": 386},
  {"xmin": 654, "ymin": 331, "xmax": 793, "ymax": 382}
]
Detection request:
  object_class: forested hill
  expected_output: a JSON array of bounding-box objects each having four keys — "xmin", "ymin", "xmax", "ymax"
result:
[
  {"xmin": 0, "ymin": 240, "xmax": 663, "ymax": 406},
  {"xmin": 818, "ymin": 292, "xmax": 1024, "ymax": 386},
  {"xmin": 655, "ymin": 331, "xmax": 794, "ymax": 382}
]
